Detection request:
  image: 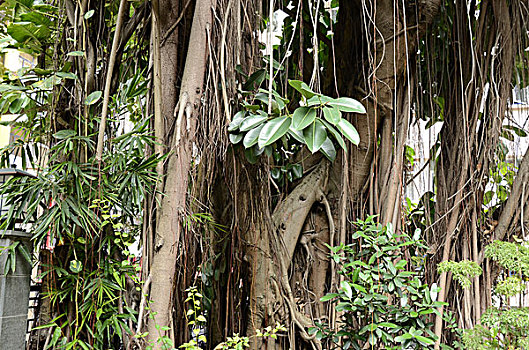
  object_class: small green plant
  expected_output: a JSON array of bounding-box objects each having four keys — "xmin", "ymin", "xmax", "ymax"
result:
[
  {"xmin": 213, "ymin": 323, "xmax": 286, "ymax": 350},
  {"xmin": 311, "ymin": 216, "xmax": 442, "ymax": 349},
  {"xmin": 437, "ymin": 260, "xmax": 482, "ymax": 289},
  {"xmin": 0, "ymin": 240, "xmax": 32, "ymax": 275},
  {"xmin": 460, "ymin": 239, "xmax": 529, "ymax": 349},
  {"xmin": 178, "ymin": 286, "xmax": 286, "ymax": 350}
]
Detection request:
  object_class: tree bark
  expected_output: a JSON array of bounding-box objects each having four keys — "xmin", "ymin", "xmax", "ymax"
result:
[{"xmin": 147, "ymin": 1, "xmax": 213, "ymax": 347}]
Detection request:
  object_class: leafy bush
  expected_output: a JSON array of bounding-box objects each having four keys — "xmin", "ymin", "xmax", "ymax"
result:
[
  {"xmin": 310, "ymin": 216, "xmax": 443, "ymax": 349},
  {"xmin": 461, "ymin": 240, "xmax": 529, "ymax": 349}
]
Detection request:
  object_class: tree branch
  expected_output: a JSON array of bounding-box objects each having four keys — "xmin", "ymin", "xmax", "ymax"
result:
[{"xmin": 95, "ymin": 0, "xmax": 128, "ymax": 163}]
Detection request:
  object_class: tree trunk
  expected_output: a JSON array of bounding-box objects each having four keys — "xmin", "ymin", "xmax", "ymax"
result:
[{"xmin": 147, "ymin": 1, "xmax": 213, "ymax": 347}]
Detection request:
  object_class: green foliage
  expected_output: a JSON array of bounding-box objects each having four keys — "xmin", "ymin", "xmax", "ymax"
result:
[
  {"xmin": 213, "ymin": 323, "xmax": 286, "ymax": 350},
  {"xmin": 310, "ymin": 216, "xmax": 441, "ymax": 349},
  {"xmin": 463, "ymin": 307, "xmax": 529, "ymax": 349},
  {"xmin": 463, "ymin": 240, "xmax": 529, "ymax": 349},
  {"xmin": 484, "ymin": 240, "xmax": 529, "ymax": 276},
  {"xmin": 0, "ymin": 239, "xmax": 31, "ymax": 275},
  {"xmin": 495, "ymin": 276, "xmax": 524, "ymax": 298},
  {"xmin": 437, "ymin": 260, "xmax": 482, "ymax": 289},
  {"xmin": 177, "ymin": 286, "xmax": 286, "ymax": 350},
  {"xmin": 229, "ymin": 73, "xmax": 365, "ymax": 164}
]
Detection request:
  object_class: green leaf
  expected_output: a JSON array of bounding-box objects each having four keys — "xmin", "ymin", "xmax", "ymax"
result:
[
  {"xmin": 337, "ymin": 119, "xmax": 360, "ymax": 145},
  {"xmin": 85, "ymin": 91, "xmax": 102, "ymax": 105},
  {"xmin": 352, "ymin": 283, "xmax": 367, "ymax": 293},
  {"xmin": 56, "ymin": 72, "xmax": 78, "ymax": 80},
  {"xmin": 307, "ymin": 95, "xmax": 333, "ymax": 107},
  {"xmin": 378, "ymin": 322, "xmax": 399, "ymax": 328},
  {"xmin": 415, "ymin": 335, "xmax": 435, "ymax": 346},
  {"xmin": 320, "ymin": 137, "xmax": 336, "ymax": 161},
  {"xmin": 320, "ymin": 293, "xmax": 338, "ymax": 302},
  {"xmin": 243, "ymin": 124, "xmax": 265, "ymax": 148},
  {"xmin": 239, "ymin": 114, "xmax": 267, "ymax": 132},
  {"xmin": 320, "ymin": 119, "xmax": 346, "ymax": 150},
  {"xmin": 292, "ymin": 107, "xmax": 317, "ymax": 130},
  {"xmin": 340, "ymin": 280, "xmax": 353, "ymax": 299},
  {"xmin": 9, "ymin": 98, "xmax": 23, "ymax": 114},
  {"xmin": 289, "ymin": 80, "xmax": 318, "ymax": 99},
  {"xmin": 243, "ymin": 69, "xmax": 266, "ymax": 91},
  {"xmin": 84, "ymin": 10, "xmax": 95, "ymax": 19},
  {"xmin": 229, "ymin": 133, "xmax": 243, "ymax": 144},
  {"xmin": 288, "ymin": 128, "xmax": 304, "ymax": 143},
  {"xmin": 303, "ymin": 120, "xmax": 327, "ymax": 153},
  {"xmin": 53, "ymin": 129, "xmax": 76, "ymax": 139},
  {"xmin": 228, "ymin": 111, "xmax": 246, "ymax": 131},
  {"xmin": 322, "ymin": 106, "xmax": 341, "ymax": 125},
  {"xmin": 69, "ymin": 260, "xmax": 83, "ymax": 273},
  {"xmin": 17, "ymin": 244, "xmax": 32, "ymax": 265},
  {"xmin": 258, "ymin": 116, "xmax": 291, "ymax": 148},
  {"xmin": 328, "ymin": 97, "xmax": 366, "ymax": 113},
  {"xmin": 395, "ymin": 333, "xmax": 413, "ymax": 342},
  {"xmin": 66, "ymin": 51, "xmax": 85, "ymax": 57}
]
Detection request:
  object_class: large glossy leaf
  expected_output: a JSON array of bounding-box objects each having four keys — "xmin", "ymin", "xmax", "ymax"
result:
[
  {"xmin": 228, "ymin": 111, "xmax": 246, "ymax": 131},
  {"xmin": 292, "ymin": 107, "xmax": 316, "ymax": 130},
  {"xmin": 303, "ymin": 120, "xmax": 327, "ymax": 153},
  {"xmin": 320, "ymin": 137, "xmax": 337, "ymax": 161},
  {"xmin": 289, "ymin": 80, "xmax": 318, "ymax": 99},
  {"xmin": 288, "ymin": 128, "xmax": 304, "ymax": 143},
  {"xmin": 322, "ymin": 106, "xmax": 341, "ymax": 125},
  {"xmin": 337, "ymin": 119, "xmax": 360, "ymax": 145},
  {"xmin": 329, "ymin": 97, "xmax": 366, "ymax": 113},
  {"xmin": 307, "ymin": 95, "xmax": 332, "ymax": 106},
  {"xmin": 229, "ymin": 133, "xmax": 243, "ymax": 144},
  {"xmin": 243, "ymin": 124, "xmax": 265, "ymax": 148},
  {"xmin": 258, "ymin": 116, "xmax": 291, "ymax": 148},
  {"xmin": 239, "ymin": 114, "xmax": 267, "ymax": 131},
  {"xmin": 320, "ymin": 119, "xmax": 346, "ymax": 150}
]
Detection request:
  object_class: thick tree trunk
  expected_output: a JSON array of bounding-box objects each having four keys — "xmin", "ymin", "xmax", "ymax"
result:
[{"xmin": 147, "ymin": 1, "xmax": 212, "ymax": 347}]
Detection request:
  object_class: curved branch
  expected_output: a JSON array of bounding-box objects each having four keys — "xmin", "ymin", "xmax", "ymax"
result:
[{"xmin": 272, "ymin": 161, "xmax": 329, "ymax": 267}]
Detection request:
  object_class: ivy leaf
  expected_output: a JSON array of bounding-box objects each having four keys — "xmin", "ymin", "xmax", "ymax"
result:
[
  {"xmin": 292, "ymin": 107, "xmax": 317, "ymax": 130},
  {"xmin": 289, "ymin": 80, "xmax": 318, "ymax": 99},
  {"xmin": 329, "ymin": 97, "xmax": 366, "ymax": 113},
  {"xmin": 322, "ymin": 106, "xmax": 341, "ymax": 125},
  {"xmin": 320, "ymin": 137, "xmax": 336, "ymax": 161},
  {"xmin": 239, "ymin": 114, "xmax": 267, "ymax": 132},
  {"xmin": 337, "ymin": 119, "xmax": 360, "ymax": 145},
  {"xmin": 303, "ymin": 120, "xmax": 327, "ymax": 153},
  {"xmin": 258, "ymin": 116, "xmax": 291, "ymax": 148},
  {"xmin": 85, "ymin": 90, "xmax": 102, "ymax": 105},
  {"xmin": 243, "ymin": 124, "xmax": 265, "ymax": 148}
]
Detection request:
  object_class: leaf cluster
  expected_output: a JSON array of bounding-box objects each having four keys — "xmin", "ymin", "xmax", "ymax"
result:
[{"xmin": 311, "ymin": 217, "xmax": 441, "ymax": 349}]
